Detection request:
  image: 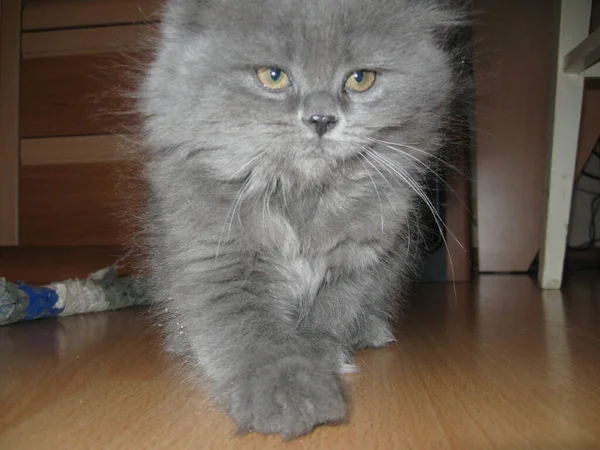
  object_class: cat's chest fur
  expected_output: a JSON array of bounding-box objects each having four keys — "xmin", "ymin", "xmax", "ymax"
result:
[{"xmin": 238, "ymin": 177, "xmax": 406, "ymax": 300}]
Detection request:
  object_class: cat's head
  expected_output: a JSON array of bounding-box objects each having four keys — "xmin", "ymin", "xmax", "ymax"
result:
[{"xmin": 140, "ymin": 0, "xmax": 464, "ymax": 183}]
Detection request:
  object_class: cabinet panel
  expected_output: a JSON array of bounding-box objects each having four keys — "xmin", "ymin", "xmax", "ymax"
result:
[
  {"xmin": 472, "ymin": 0, "xmax": 559, "ymax": 272},
  {"xmin": 21, "ymin": 53, "xmax": 143, "ymax": 138},
  {"xmin": 0, "ymin": 0, "xmax": 22, "ymax": 245},
  {"xmin": 23, "ymin": 0, "xmax": 163, "ymax": 31},
  {"xmin": 20, "ymin": 162, "xmax": 144, "ymax": 246}
]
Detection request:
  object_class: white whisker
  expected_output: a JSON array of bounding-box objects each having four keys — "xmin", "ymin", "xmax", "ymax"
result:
[
  {"xmin": 364, "ymin": 149, "xmax": 459, "ymax": 301},
  {"xmin": 363, "ymin": 136, "xmax": 463, "ymax": 177},
  {"xmin": 366, "ymin": 149, "xmax": 464, "ymax": 252},
  {"xmin": 228, "ymin": 150, "xmax": 267, "ymax": 180},
  {"xmin": 361, "ymin": 136, "xmax": 472, "ymax": 216},
  {"xmin": 262, "ymin": 183, "xmax": 269, "ymax": 228},
  {"xmin": 216, "ymin": 177, "xmax": 250, "ymax": 258},
  {"xmin": 230, "ymin": 180, "xmax": 251, "ymax": 237},
  {"xmin": 358, "ymin": 155, "xmax": 384, "ymax": 241},
  {"xmin": 359, "ymin": 148, "xmax": 397, "ymax": 213},
  {"xmin": 360, "ymin": 147, "xmax": 394, "ymax": 191},
  {"xmin": 266, "ymin": 182, "xmax": 274, "ymax": 221}
]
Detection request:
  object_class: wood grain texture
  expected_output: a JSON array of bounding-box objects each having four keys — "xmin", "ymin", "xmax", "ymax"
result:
[
  {"xmin": 21, "ymin": 52, "xmax": 144, "ymax": 138},
  {"xmin": 21, "ymin": 135, "xmax": 132, "ymax": 166},
  {"xmin": 22, "ymin": 24, "xmax": 155, "ymax": 59},
  {"xmin": 0, "ymin": 0, "xmax": 21, "ymax": 245},
  {"xmin": 22, "ymin": 0, "xmax": 163, "ymax": 31},
  {"xmin": 1, "ymin": 274, "xmax": 599, "ymax": 449},
  {"xmin": 472, "ymin": 0, "xmax": 559, "ymax": 272},
  {"xmin": 19, "ymin": 162, "xmax": 143, "ymax": 246},
  {"xmin": 0, "ymin": 245, "xmax": 126, "ymax": 285}
]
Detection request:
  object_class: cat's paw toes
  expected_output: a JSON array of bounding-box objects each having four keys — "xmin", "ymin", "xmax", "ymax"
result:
[
  {"xmin": 228, "ymin": 356, "xmax": 347, "ymax": 438},
  {"xmin": 353, "ymin": 318, "xmax": 396, "ymax": 350},
  {"xmin": 336, "ymin": 353, "xmax": 360, "ymax": 374}
]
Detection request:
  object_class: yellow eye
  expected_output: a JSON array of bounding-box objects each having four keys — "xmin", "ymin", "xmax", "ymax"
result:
[
  {"xmin": 256, "ymin": 67, "xmax": 290, "ymax": 90},
  {"xmin": 345, "ymin": 70, "xmax": 376, "ymax": 92}
]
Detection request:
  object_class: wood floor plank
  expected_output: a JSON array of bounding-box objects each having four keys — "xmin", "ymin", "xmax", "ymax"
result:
[{"xmin": 1, "ymin": 275, "xmax": 599, "ymax": 449}]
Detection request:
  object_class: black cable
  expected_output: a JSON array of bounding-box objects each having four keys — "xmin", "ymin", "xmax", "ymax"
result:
[
  {"xmin": 569, "ymin": 192, "xmax": 600, "ymax": 251},
  {"xmin": 575, "ymin": 186, "xmax": 600, "ymax": 196},
  {"xmin": 423, "ymin": 171, "xmax": 445, "ymax": 254},
  {"xmin": 568, "ymin": 137, "xmax": 600, "ymax": 253},
  {"xmin": 590, "ymin": 195, "xmax": 600, "ymax": 246},
  {"xmin": 581, "ymin": 171, "xmax": 600, "ymax": 181}
]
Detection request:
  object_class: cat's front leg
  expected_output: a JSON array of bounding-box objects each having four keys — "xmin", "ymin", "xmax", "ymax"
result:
[
  {"xmin": 174, "ymin": 286, "xmax": 347, "ymax": 438},
  {"xmin": 311, "ymin": 267, "xmax": 399, "ymax": 354}
]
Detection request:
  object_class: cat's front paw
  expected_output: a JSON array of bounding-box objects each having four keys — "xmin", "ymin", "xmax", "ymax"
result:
[
  {"xmin": 352, "ymin": 315, "xmax": 396, "ymax": 350},
  {"xmin": 227, "ymin": 356, "xmax": 347, "ymax": 439}
]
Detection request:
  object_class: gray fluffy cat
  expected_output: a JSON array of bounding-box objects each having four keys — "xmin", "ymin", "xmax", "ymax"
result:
[{"xmin": 138, "ymin": 0, "xmax": 464, "ymax": 438}]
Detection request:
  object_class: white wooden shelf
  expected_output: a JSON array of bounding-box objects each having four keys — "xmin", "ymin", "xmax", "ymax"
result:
[
  {"xmin": 564, "ymin": 27, "xmax": 600, "ymax": 74},
  {"xmin": 539, "ymin": 0, "xmax": 598, "ymax": 289}
]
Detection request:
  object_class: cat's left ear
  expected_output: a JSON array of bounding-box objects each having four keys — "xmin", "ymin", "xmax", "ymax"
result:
[{"xmin": 419, "ymin": 0, "xmax": 472, "ymax": 58}]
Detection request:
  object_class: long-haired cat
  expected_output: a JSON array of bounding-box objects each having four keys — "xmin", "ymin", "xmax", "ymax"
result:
[{"xmin": 138, "ymin": 0, "xmax": 465, "ymax": 438}]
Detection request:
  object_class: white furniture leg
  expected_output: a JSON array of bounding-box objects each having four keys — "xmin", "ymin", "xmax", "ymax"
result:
[{"xmin": 539, "ymin": 0, "xmax": 592, "ymax": 289}]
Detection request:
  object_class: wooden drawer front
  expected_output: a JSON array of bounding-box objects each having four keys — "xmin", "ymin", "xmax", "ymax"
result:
[
  {"xmin": 21, "ymin": 24, "xmax": 155, "ymax": 138},
  {"xmin": 23, "ymin": 0, "xmax": 162, "ymax": 31},
  {"xmin": 19, "ymin": 23, "xmax": 152, "ymax": 247},
  {"xmin": 20, "ymin": 162, "xmax": 143, "ymax": 246},
  {"xmin": 21, "ymin": 52, "xmax": 141, "ymax": 138}
]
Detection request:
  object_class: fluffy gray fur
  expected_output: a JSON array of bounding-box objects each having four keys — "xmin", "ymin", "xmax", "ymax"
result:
[{"xmin": 138, "ymin": 0, "xmax": 463, "ymax": 438}]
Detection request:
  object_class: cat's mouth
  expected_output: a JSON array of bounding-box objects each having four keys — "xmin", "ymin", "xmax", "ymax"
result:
[{"xmin": 296, "ymin": 137, "xmax": 362, "ymax": 165}]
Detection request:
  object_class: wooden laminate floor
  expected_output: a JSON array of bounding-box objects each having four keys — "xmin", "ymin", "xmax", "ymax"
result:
[{"xmin": 1, "ymin": 274, "xmax": 599, "ymax": 449}]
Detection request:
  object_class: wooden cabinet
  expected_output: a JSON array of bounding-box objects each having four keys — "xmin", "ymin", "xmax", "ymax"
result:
[
  {"xmin": 0, "ymin": 0, "xmax": 21, "ymax": 246},
  {"xmin": 471, "ymin": 0, "xmax": 600, "ymax": 279},
  {"xmin": 0, "ymin": 0, "xmax": 159, "ymax": 283}
]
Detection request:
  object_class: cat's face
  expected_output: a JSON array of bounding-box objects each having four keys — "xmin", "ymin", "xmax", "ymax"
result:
[{"xmin": 142, "ymin": 0, "xmax": 458, "ymax": 182}]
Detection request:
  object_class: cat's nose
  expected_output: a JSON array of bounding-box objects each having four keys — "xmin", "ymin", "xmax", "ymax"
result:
[{"xmin": 308, "ymin": 114, "xmax": 338, "ymax": 137}]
